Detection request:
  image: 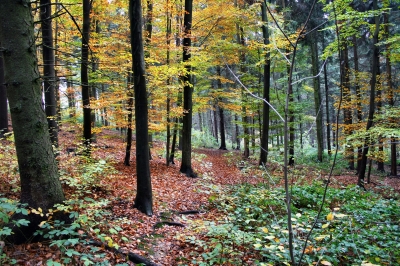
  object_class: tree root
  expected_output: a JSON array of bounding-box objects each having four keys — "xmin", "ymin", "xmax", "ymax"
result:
[{"xmin": 88, "ymin": 239, "xmax": 160, "ymax": 266}]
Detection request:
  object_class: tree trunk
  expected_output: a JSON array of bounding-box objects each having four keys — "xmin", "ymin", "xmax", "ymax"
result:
[
  {"xmin": 0, "ymin": 0, "xmax": 67, "ymax": 243},
  {"xmin": 219, "ymin": 104, "xmax": 227, "ymax": 150},
  {"xmin": 358, "ymin": 0, "xmax": 380, "ymax": 185},
  {"xmin": 179, "ymin": 0, "xmax": 196, "ymax": 177},
  {"xmin": 384, "ymin": 12, "xmax": 397, "ymax": 177},
  {"xmin": 0, "ymin": 51, "xmax": 7, "ymax": 137},
  {"xmin": 342, "ymin": 43, "xmax": 354, "ymax": 170},
  {"xmin": 81, "ymin": 0, "xmax": 92, "ymax": 153},
  {"xmin": 352, "ymin": 35, "xmax": 363, "ymax": 172},
  {"xmin": 166, "ymin": 0, "xmax": 172, "ymax": 166},
  {"xmin": 323, "ymin": 42, "xmax": 331, "ymax": 156},
  {"xmin": 40, "ymin": 0, "xmax": 59, "ymax": 147},
  {"xmin": 124, "ymin": 72, "xmax": 134, "ymax": 166},
  {"xmin": 287, "ymin": 49, "xmax": 295, "ymax": 166},
  {"xmin": 130, "ymin": 0, "xmax": 153, "ymax": 215},
  {"xmin": 213, "ymin": 105, "xmax": 218, "ymax": 140},
  {"xmin": 310, "ymin": 34, "xmax": 323, "ymax": 162},
  {"xmin": 259, "ymin": 0, "xmax": 271, "ymax": 166}
]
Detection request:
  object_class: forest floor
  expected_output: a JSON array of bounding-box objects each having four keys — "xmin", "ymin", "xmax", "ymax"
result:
[{"xmin": 1, "ymin": 126, "xmax": 400, "ymax": 265}]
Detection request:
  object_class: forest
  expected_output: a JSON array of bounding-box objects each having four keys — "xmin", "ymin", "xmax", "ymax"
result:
[{"xmin": 0, "ymin": 0, "xmax": 399, "ymax": 265}]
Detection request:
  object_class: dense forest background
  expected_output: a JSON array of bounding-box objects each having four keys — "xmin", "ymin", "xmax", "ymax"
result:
[{"xmin": 0, "ymin": 0, "xmax": 399, "ymax": 264}]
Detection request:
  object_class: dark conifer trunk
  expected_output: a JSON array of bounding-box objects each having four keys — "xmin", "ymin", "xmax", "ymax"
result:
[
  {"xmin": 0, "ymin": 0, "xmax": 67, "ymax": 244},
  {"xmin": 40, "ymin": 0, "xmax": 58, "ymax": 146},
  {"xmin": 0, "ymin": 51, "xmax": 7, "ymax": 137},
  {"xmin": 130, "ymin": 0, "xmax": 153, "ymax": 215}
]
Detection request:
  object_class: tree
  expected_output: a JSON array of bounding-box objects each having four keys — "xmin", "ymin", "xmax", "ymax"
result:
[
  {"xmin": 40, "ymin": 0, "xmax": 59, "ymax": 146},
  {"xmin": 82, "ymin": 0, "xmax": 92, "ymax": 152},
  {"xmin": 180, "ymin": 0, "xmax": 197, "ymax": 177},
  {"xmin": 259, "ymin": 0, "xmax": 271, "ymax": 166},
  {"xmin": 358, "ymin": 0, "xmax": 380, "ymax": 185},
  {"xmin": 0, "ymin": 0, "xmax": 67, "ymax": 243},
  {"xmin": 130, "ymin": 0, "xmax": 153, "ymax": 215},
  {"xmin": 0, "ymin": 50, "xmax": 7, "ymax": 137}
]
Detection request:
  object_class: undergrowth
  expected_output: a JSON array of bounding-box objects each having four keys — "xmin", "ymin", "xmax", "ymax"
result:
[{"xmin": 183, "ymin": 182, "xmax": 400, "ymax": 265}]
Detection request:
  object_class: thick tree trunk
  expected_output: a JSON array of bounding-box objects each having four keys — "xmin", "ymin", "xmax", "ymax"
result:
[
  {"xmin": 82, "ymin": 0, "xmax": 92, "ymax": 153},
  {"xmin": 259, "ymin": 0, "xmax": 270, "ymax": 166},
  {"xmin": 0, "ymin": 51, "xmax": 7, "ymax": 137},
  {"xmin": 0, "ymin": 0, "xmax": 67, "ymax": 243},
  {"xmin": 179, "ymin": 0, "xmax": 196, "ymax": 177},
  {"xmin": 130, "ymin": 0, "xmax": 153, "ymax": 215},
  {"xmin": 40, "ymin": 0, "xmax": 59, "ymax": 147}
]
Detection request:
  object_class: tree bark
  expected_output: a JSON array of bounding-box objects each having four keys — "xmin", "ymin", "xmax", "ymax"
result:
[
  {"xmin": 0, "ymin": 51, "xmax": 7, "ymax": 137},
  {"xmin": 352, "ymin": 35, "xmax": 363, "ymax": 172},
  {"xmin": 40, "ymin": 0, "xmax": 59, "ymax": 147},
  {"xmin": 82, "ymin": 0, "xmax": 92, "ymax": 153},
  {"xmin": 179, "ymin": 0, "xmax": 196, "ymax": 177},
  {"xmin": 259, "ymin": 0, "xmax": 271, "ymax": 166},
  {"xmin": 130, "ymin": 0, "xmax": 153, "ymax": 215},
  {"xmin": 0, "ymin": 0, "xmax": 67, "ymax": 243},
  {"xmin": 358, "ymin": 0, "xmax": 380, "ymax": 185},
  {"xmin": 384, "ymin": 12, "xmax": 397, "ymax": 177},
  {"xmin": 310, "ymin": 34, "xmax": 323, "ymax": 162},
  {"xmin": 124, "ymin": 72, "xmax": 134, "ymax": 166},
  {"xmin": 342, "ymin": 43, "xmax": 354, "ymax": 170}
]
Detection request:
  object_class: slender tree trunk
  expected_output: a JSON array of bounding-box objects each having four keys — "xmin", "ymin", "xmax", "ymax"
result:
[
  {"xmin": 124, "ymin": 72, "xmax": 134, "ymax": 166},
  {"xmin": 130, "ymin": 0, "xmax": 153, "ymax": 215},
  {"xmin": 310, "ymin": 35, "xmax": 323, "ymax": 162},
  {"xmin": 0, "ymin": 51, "xmax": 7, "ymax": 137},
  {"xmin": 358, "ymin": 0, "xmax": 380, "ymax": 185},
  {"xmin": 40, "ymin": 0, "xmax": 58, "ymax": 147},
  {"xmin": 166, "ymin": 0, "xmax": 172, "ymax": 166},
  {"xmin": 287, "ymin": 49, "xmax": 295, "ymax": 166},
  {"xmin": 0, "ymin": 0, "xmax": 67, "ymax": 243},
  {"xmin": 235, "ymin": 114, "xmax": 240, "ymax": 150},
  {"xmin": 239, "ymin": 27, "xmax": 250, "ymax": 158},
  {"xmin": 219, "ymin": 104, "xmax": 227, "ymax": 150},
  {"xmin": 259, "ymin": 0, "xmax": 271, "ymax": 166},
  {"xmin": 342, "ymin": 43, "xmax": 354, "ymax": 170},
  {"xmin": 81, "ymin": 0, "xmax": 92, "ymax": 153},
  {"xmin": 376, "ymin": 61, "xmax": 385, "ymax": 172},
  {"xmin": 352, "ymin": 35, "xmax": 363, "ymax": 172},
  {"xmin": 322, "ymin": 43, "xmax": 331, "ymax": 156},
  {"xmin": 145, "ymin": 0, "xmax": 153, "ymax": 150},
  {"xmin": 384, "ymin": 12, "xmax": 397, "ymax": 177},
  {"xmin": 179, "ymin": 0, "xmax": 196, "ymax": 177},
  {"xmin": 213, "ymin": 105, "xmax": 218, "ymax": 141}
]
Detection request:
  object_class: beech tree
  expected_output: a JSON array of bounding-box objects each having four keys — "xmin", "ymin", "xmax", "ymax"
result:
[
  {"xmin": 0, "ymin": 0, "xmax": 67, "ymax": 243},
  {"xmin": 130, "ymin": 0, "xmax": 153, "ymax": 215},
  {"xmin": 180, "ymin": 0, "xmax": 197, "ymax": 177}
]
